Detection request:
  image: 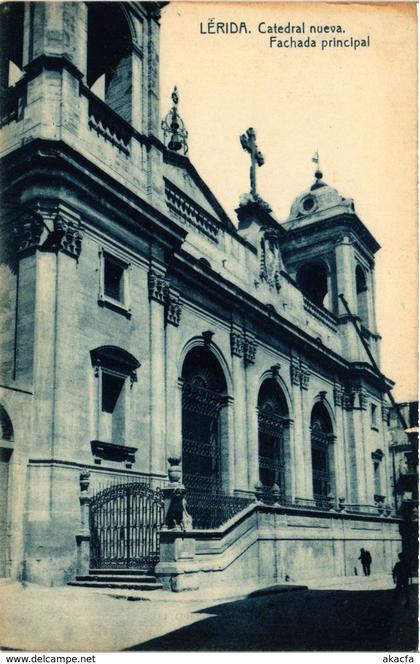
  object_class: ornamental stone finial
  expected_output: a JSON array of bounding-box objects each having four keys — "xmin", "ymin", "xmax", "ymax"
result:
[{"xmin": 162, "ymin": 86, "xmax": 188, "ymax": 155}]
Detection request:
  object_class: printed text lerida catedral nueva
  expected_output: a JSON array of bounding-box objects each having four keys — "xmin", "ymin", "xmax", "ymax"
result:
[{"xmin": 199, "ymin": 19, "xmax": 371, "ymax": 50}]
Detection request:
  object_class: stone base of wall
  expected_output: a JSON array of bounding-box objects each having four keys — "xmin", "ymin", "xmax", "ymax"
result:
[{"xmin": 155, "ymin": 506, "xmax": 403, "ymax": 592}]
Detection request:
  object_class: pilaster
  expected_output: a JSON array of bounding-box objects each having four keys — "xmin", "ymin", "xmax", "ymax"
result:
[
  {"xmin": 148, "ymin": 265, "xmax": 168, "ymax": 475},
  {"xmin": 335, "ymin": 235, "xmax": 357, "ymax": 315},
  {"xmin": 290, "ymin": 358, "xmax": 305, "ymax": 499},
  {"xmin": 165, "ymin": 286, "xmax": 183, "ymax": 465},
  {"xmin": 333, "ymin": 380, "xmax": 348, "ymax": 500},
  {"xmin": 243, "ymin": 334, "xmax": 259, "ymax": 491},
  {"xmin": 230, "ymin": 327, "xmax": 248, "ymax": 493}
]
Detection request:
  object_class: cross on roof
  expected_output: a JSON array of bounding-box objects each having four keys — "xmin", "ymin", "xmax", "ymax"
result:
[{"xmin": 240, "ymin": 127, "xmax": 265, "ymax": 199}]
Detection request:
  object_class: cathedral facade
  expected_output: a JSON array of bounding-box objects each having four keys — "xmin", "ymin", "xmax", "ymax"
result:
[{"xmin": 0, "ymin": 2, "xmax": 401, "ymax": 589}]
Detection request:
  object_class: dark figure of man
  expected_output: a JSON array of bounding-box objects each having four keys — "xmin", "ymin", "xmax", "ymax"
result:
[
  {"xmin": 393, "ymin": 552, "xmax": 411, "ymax": 607},
  {"xmin": 358, "ymin": 548, "xmax": 372, "ymax": 576}
]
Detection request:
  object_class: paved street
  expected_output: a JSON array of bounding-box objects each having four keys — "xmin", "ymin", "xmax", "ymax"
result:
[
  {"xmin": 0, "ymin": 578, "xmax": 417, "ymax": 652},
  {"xmin": 130, "ymin": 583, "xmax": 418, "ymax": 652}
]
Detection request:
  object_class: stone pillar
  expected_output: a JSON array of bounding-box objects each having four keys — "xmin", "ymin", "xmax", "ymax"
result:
[
  {"xmin": 144, "ymin": 12, "xmax": 164, "ymax": 207},
  {"xmin": 244, "ymin": 335, "xmax": 259, "ymax": 491},
  {"xmin": 380, "ymin": 398, "xmax": 392, "ymax": 503},
  {"xmin": 282, "ymin": 420, "xmax": 294, "ymax": 500},
  {"xmin": 165, "ymin": 288, "xmax": 183, "ymax": 464},
  {"xmin": 230, "ymin": 329, "xmax": 248, "ymax": 493},
  {"xmin": 220, "ymin": 396, "xmax": 235, "ymax": 494},
  {"xmin": 156, "ymin": 471, "xmax": 198, "ymax": 592},
  {"xmin": 76, "ymin": 471, "xmax": 91, "ymax": 577},
  {"xmin": 359, "ymin": 390, "xmax": 376, "ymax": 505},
  {"xmin": 333, "ymin": 381, "xmax": 348, "ymax": 501},
  {"xmin": 148, "ymin": 266, "xmax": 167, "ymax": 475},
  {"xmin": 349, "ymin": 398, "xmax": 370, "ymax": 505},
  {"xmin": 299, "ymin": 363, "xmax": 313, "ymax": 499},
  {"xmin": 335, "ymin": 235, "xmax": 357, "ymax": 315},
  {"xmin": 290, "ymin": 357, "xmax": 305, "ymax": 500}
]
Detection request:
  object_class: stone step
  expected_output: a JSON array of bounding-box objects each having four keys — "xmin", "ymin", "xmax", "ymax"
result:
[
  {"xmin": 89, "ymin": 568, "xmax": 151, "ymax": 576},
  {"xmin": 76, "ymin": 574, "xmax": 157, "ymax": 584},
  {"xmin": 68, "ymin": 580, "xmax": 163, "ymax": 591}
]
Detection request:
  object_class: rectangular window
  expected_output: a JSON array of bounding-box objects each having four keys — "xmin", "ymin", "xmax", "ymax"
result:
[
  {"xmin": 101, "ymin": 371, "xmax": 125, "ymax": 445},
  {"xmin": 98, "ymin": 250, "xmax": 131, "ymax": 317},
  {"xmin": 373, "ymin": 460, "xmax": 382, "ymax": 497},
  {"xmin": 370, "ymin": 403, "xmax": 378, "ymax": 429},
  {"xmin": 104, "ymin": 257, "xmax": 124, "ymax": 302}
]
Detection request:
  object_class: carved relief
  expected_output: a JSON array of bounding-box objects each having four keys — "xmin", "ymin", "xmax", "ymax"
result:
[
  {"xmin": 290, "ymin": 357, "xmax": 301, "ymax": 386},
  {"xmin": 343, "ymin": 386, "xmax": 356, "ymax": 410},
  {"xmin": 15, "ymin": 204, "xmax": 83, "ymax": 259},
  {"xmin": 148, "ymin": 270, "xmax": 168, "ymax": 304},
  {"xmin": 358, "ymin": 387, "xmax": 368, "ymax": 410},
  {"xmin": 381, "ymin": 401, "xmax": 390, "ymax": 423},
  {"xmin": 300, "ymin": 364, "xmax": 310, "ymax": 390},
  {"xmin": 259, "ymin": 228, "xmax": 282, "ymax": 292},
  {"xmin": 290, "ymin": 357, "xmax": 310, "ymax": 390},
  {"xmin": 166, "ymin": 295, "xmax": 182, "ymax": 327},
  {"xmin": 52, "ymin": 213, "xmax": 83, "ymax": 259},
  {"xmin": 15, "ymin": 212, "xmax": 44, "ymax": 253},
  {"xmin": 230, "ymin": 331, "xmax": 244, "ymax": 358},
  {"xmin": 333, "ymin": 381, "xmax": 345, "ymax": 408},
  {"xmin": 243, "ymin": 337, "xmax": 257, "ymax": 366}
]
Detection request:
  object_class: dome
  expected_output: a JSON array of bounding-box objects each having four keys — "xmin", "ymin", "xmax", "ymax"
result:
[{"xmin": 286, "ymin": 170, "xmax": 356, "ymax": 223}]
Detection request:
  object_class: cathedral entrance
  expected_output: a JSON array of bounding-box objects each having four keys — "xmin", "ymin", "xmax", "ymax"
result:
[
  {"xmin": 257, "ymin": 379, "xmax": 288, "ymax": 494},
  {"xmin": 89, "ymin": 482, "xmax": 164, "ymax": 570},
  {"xmin": 181, "ymin": 347, "xmax": 227, "ymax": 495},
  {"xmin": 311, "ymin": 403, "xmax": 334, "ymax": 507}
]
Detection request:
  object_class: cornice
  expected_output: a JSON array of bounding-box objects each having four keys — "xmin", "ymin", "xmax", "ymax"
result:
[
  {"xmin": 2, "ymin": 138, "xmax": 187, "ymax": 256},
  {"xmin": 280, "ymin": 213, "xmax": 380, "ymax": 256}
]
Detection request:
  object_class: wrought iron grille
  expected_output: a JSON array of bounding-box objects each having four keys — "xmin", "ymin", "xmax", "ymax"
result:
[
  {"xmin": 186, "ymin": 492, "xmax": 254, "ymax": 529},
  {"xmin": 258, "ymin": 407, "xmax": 285, "ymax": 490},
  {"xmin": 89, "ymin": 482, "xmax": 164, "ymax": 570},
  {"xmin": 311, "ymin": 428, "xmax": 331, "ymax": 500},
  {"xmin": 182, "ymin": 381, "xmax": 222, "ymax": 494}
]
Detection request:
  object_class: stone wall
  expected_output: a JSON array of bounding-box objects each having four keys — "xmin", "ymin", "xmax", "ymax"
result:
[{"xmin": 156, "ymin": 505, "xmax": 402, "ymax": 592}]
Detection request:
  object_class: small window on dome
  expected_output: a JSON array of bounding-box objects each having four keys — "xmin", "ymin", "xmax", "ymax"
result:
[{"xmin": 302, "ymin": 197, "xmax": 315, "ymax": 212}]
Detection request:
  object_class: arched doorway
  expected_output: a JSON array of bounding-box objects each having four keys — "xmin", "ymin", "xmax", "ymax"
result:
[
  {"xmin": 310, "ymin": 402, "xmax": 334, "ymax": 506},
  {"xmin": 0, "ymin": 405, "xmax": 13, "ymax": 577},
  {"xmin": 181, "ymin": 347, "xmax": 227, "ymax": 495},
  {"xmin": 257, "ymin": 379, "xmax": 289, "ymax": 494}
]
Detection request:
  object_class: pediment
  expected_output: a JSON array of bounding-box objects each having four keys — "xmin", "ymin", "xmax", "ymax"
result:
[{"xmin": 163, "ymin": 150, "xmax": 236, "ymax": 241}]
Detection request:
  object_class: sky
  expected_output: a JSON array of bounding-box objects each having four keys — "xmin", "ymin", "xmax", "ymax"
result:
[{"xmin": 160, "ymin": 2, "xmax": 418, "ymax": 402}]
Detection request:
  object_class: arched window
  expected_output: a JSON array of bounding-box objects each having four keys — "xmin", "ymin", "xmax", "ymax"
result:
[
  {"xmin": 310, "ymin": 402, "xmax": 334, "ymax": 505},
  {"xmin": 86, "ymin": 3, "xmax": 133, "ymax": 123},
  {"xmin": 0, "ymin": 3, "xmax": 24, "ymax": 91},
  {"xmin": 356, "ymin": 265, "xmax": 369, "ymax": 329},
  {"xmin": 257, "ymin": 379, "xmax": 288, "ymax": 492},
  {"xmin": 181, "ymin": 347, "xmax": 227, "ymax": 495},
  {"xmin": 296, "ymin": 261, "xmax": 328, "ymax": 308}
]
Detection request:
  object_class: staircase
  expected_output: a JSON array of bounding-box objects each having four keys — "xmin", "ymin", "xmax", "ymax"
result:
[{"xmin": 68, "ymin": 568, "xmax": 163, "ymax": 591}]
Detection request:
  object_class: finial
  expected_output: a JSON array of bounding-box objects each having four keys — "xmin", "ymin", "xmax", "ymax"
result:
[
  {"xmin": 162, "ymin": 86, "xmax": 188, "ymax": 155},
  {"xmin": 171, "ymin": 86, "xmax": 179, "ymax": 106},
  {"xmin": 311, "ymin": 149, "xmax": 322, "ymax": 178},
  {"xmin": 311, "ymin": 150, "xmax": 326, "ymax": 190}
]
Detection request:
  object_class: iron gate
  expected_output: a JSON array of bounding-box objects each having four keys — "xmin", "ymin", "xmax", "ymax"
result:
[{"xmin": 89, "ymin": 482, "xmax": 165, "ymax": 570}]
